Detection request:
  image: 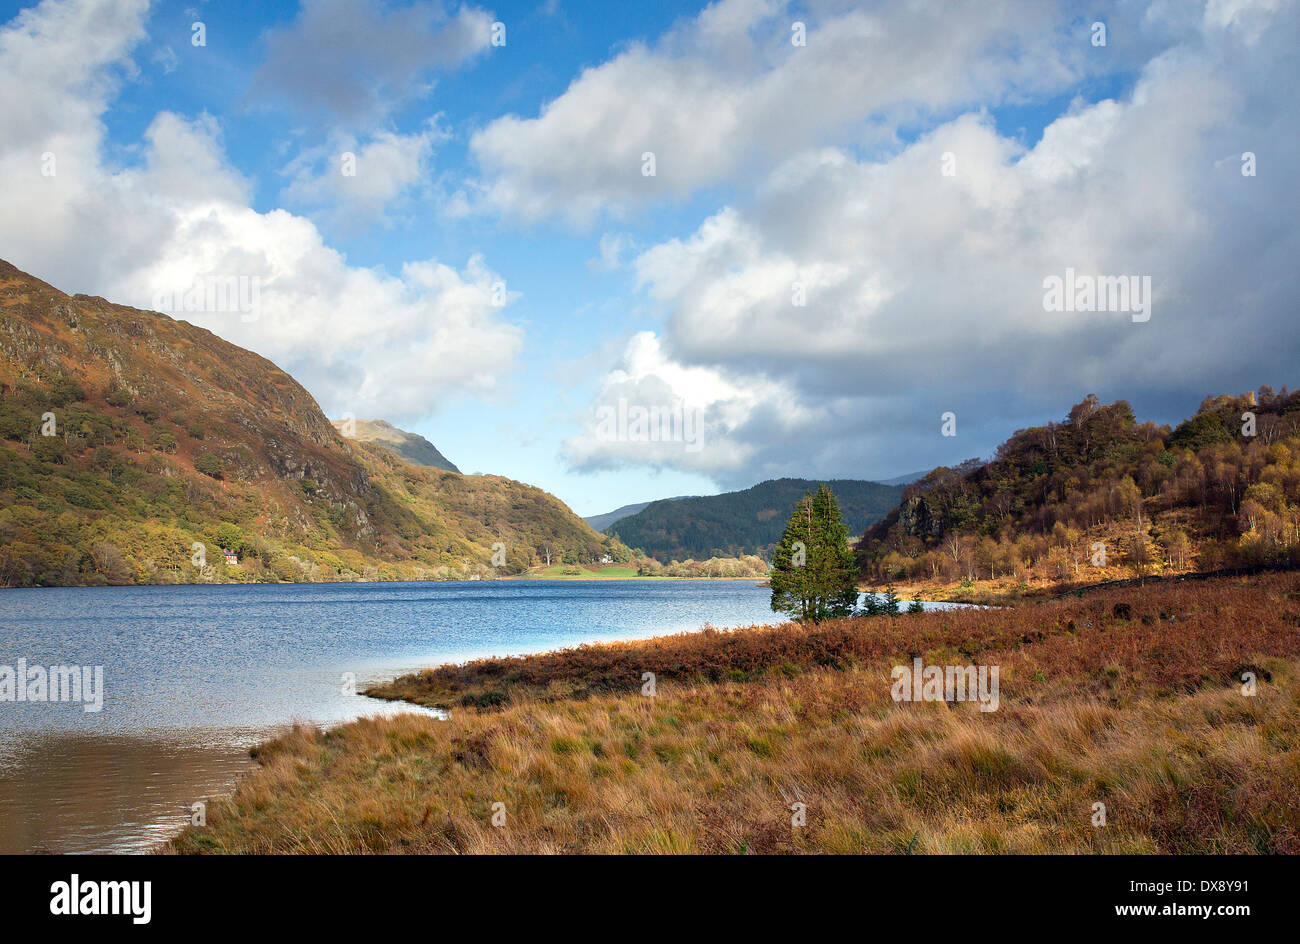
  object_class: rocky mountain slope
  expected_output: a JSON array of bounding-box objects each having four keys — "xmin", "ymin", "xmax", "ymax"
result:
[
  {"xmin": 330, "ymin": 419, "xmax": 459, "ymax": 473},
  {"xmin": 0, "ymin": 260, "xmax": 621, "ymax": 586}
]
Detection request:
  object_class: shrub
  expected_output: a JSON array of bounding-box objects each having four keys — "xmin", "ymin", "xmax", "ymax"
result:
[{"xmin": 194, "ymin": 453, "xmax": 223, "ymax": 479}]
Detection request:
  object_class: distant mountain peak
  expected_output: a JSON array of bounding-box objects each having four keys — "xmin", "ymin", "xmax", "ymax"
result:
[
  {"xmin": 583, "ymin": 496, "xmax": 693, "ymax": 533},
  {"xmin": 332, "ymin": 418, "xmax": 459, "ymax": 473},
  {"xmin": 878, "ymin": 469, "xmax": 930, "ymax": 486}
]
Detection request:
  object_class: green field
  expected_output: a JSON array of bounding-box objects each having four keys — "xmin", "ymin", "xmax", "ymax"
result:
[{"xmin": 528, "ymin": 564, "xmax": 642, "ymax": 579}]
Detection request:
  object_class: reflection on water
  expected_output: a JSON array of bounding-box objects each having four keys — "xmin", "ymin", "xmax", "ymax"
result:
[
  {"xmin": 0, "ymin": 579, "xmax": 789, "ymax": 853},
  {"xmin": 0, "ymin": 731, "xmax": 257, "ymax": 854},
  {"xmin": 0, "ymin": 580, "xmax": 976, "ymax": 853}
]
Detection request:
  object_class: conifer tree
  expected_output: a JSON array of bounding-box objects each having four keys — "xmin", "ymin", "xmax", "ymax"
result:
[{"xmin": 770, "ymin": 484, "xmax": 859, "ymax": 622}]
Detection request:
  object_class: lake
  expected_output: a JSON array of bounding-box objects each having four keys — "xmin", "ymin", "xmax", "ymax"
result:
[{"xmin": 0, "ymin": 580, "xmax": 968, "ymax": 853}]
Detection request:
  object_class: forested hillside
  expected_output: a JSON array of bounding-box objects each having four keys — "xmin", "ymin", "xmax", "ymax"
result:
[
  {"xmin": 609, "ymin": 477, "xmax": 902, "ymax": 562},
  {"xmin": 0, "ymin": 260, "xmax": 623, "ymax": 586},
  {"xmin": 584, "ymin": 497, "xmax": 689, "ymax": 532},
  {"xmin": 857, "ymin": 391, "xmax": 1300, "ymax": 586}
]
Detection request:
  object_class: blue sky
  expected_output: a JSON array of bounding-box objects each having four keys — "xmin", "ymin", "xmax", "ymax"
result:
[
  {"xmin": 102, "ymin": 0, "xmax": 731, "ymax": 505},
  {"xmin": 1, "ymin": 0, "xmax": 1296, "ymax": 517}
]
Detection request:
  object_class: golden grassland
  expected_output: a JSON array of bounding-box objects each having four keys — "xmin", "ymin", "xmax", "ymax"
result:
[{"xmin": 170, "ymin": 572, "xmax": 1300, "ymax": 854}]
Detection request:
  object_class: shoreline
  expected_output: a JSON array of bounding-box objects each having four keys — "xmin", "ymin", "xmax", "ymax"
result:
[
  {"xmin": 2, "ymin": 579, "xmax": 780, "ymax": 853},
  {"xmin": 859, "ymin": 560, "xmax": 1300, "ymax": 607},
  {"xmin": 1, "ymin": 573, "xmax": 771, "ymax": 591},
  {"xmin": 510, "ymin": 574, "xmax": 765, "ymax": 582},
  {"xmin": 168, "ymin": 570, "xmax": 1300, "ymax": 854}
]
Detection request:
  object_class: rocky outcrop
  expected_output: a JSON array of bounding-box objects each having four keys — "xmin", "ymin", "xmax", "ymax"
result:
[{"xmin": 898, "ymin": 493, "xmax": 944, "ymax": 540}]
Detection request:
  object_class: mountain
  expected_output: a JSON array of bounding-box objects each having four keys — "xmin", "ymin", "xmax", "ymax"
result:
[
  {"xmin": 585, "ymin": 501, "xmax": 654, "ymax": 532},
  {"xmin": 857, "ymin": 391, "xmax": 1300, "ymax": 585},
  {"xmin": 608, "ymin": 478, "xmax": 904, "ymax": 562},
  {"xmin": 331, "ymin": 418, "xmax": 459, "ymax": 473},
  {"xmin": 584, "ymin": 496, "xmax": 692, "ymax": 532},
  {"xmin": 878, "ymin": 469, "xmax": 929, "ymax": 486},
  {"xmin": 0, "ymin": 259, "xmax": 622, "ymax": 586}
]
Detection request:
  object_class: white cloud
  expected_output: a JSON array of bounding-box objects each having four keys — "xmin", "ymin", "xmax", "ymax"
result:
[
  {"xmin": 0, "ymin": 0, "xmax": 145, "ymax": 152},
  {"xmin": 563, "ymin": 331, "xmax": 816, "ymax": 477},
  {"xmin": 246, "ymin": 1, "xmax": 495, "ymax": 226},
  {"xmin": 589, "ymin": 232, "xmax": 636, "ymax": 271},
  {"xmin": 568, "ymin": 0, "xmax": 1300, "ymax": 484},
  {"xmin": 0, "ymin": 0, "xmax": 522, "ymax": 423},
  {"xmin": 470, "ymin": 0, "xmax": 1094, "ymax": 224},
  {"xmin": 132, "ymin": 111, "xmax": 253, "ymax": 205},
  {"xmin": 1203, "ymin": 0, "xmax": 1287, "ymax": 41},
  {"xmin": 281, "ymin": 121, "xmax": 445, "ymax": 226},
  {"xmin": 248, "ymin": 0, "xmax": 494, "ymax": 125}
]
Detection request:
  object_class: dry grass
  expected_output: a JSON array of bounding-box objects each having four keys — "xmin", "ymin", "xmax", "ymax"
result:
[
  {"xmin": 368, "ymin": 573, "xmax": 1300, "ymax": 709},
  {"xmin": 171, "ymin": 572, "xmax": 1300, "ymax": 854}
]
